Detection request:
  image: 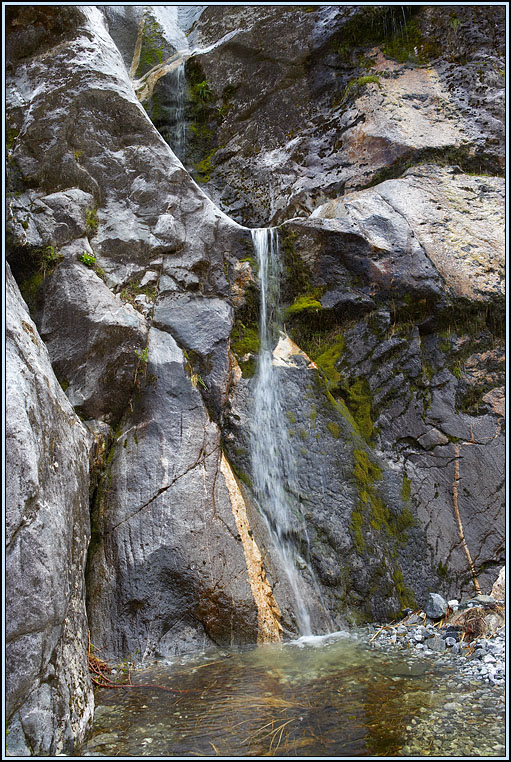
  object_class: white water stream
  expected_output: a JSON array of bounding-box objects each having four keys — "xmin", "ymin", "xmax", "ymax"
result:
[
  {"xmin": 250, "ymin": 228, "xmax": 314, "ymax": 636},
  {"xmin": 173, "ymin": 62, "xmax": 186, "ymax": 161}
]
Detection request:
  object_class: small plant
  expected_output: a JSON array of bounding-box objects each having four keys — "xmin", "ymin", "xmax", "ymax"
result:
[
  {"xmin": 40, "ymin": 245, "xmax": 63, "ymax": 277},
  {"xmin": 450, "ymin": 15, "xmax": 461, "ymax": 32},
  {"xmin": 191, "ymin": 373, "xmax": 208, "ymax": 390},
  {"xmin": 73, "ymin": 149, "xmax": 84, "ymax": 160},
  {"xmin": 135, "ymin": 347, "xmax": 149, "ymax": 364},
  {"xmin": 193, "ymin": 80, "xmax": 212, "ymax": 102},
  {"xmin": 80, "ymin": 252, "xmax": 96, "ymax": 268},
  {"xmin": 85, "ymin": 207, "xmax": 98, "ymax": 235}
]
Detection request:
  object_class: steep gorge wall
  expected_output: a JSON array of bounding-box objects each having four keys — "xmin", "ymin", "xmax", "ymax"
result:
[{"xmin": 5, "ymin": 5, "xmax": 505, "ymax": 755}]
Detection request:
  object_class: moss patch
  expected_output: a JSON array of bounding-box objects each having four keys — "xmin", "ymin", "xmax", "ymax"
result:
[
  {"xmin": 341, "ymin": 377, "xmax": 374, "ymax": 442},
  {"xmin": 231, "ymin": 323, "xmax": 260, "ymax": 378},
  {"xmin": 327, "ymin": 422, "xmax": 341, "ymax": 439},
  {"xmin": 285, "ymin": 294, "xmax": 322, "ymax": 317},
  {"xmin": 136, "ymin": 13, "xmax": 165, "ymax": 77},
  {"xmin": 314, "ymin": 335, "xmax": 346, "ymax": 390}
]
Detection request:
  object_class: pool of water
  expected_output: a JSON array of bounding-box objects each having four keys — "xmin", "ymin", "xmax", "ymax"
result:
[{"xmin": 80, "ymin": 631, "xmax": 505, "ymax": 757}]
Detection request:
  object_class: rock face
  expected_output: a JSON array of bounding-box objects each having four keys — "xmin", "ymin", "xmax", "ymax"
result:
[
  {"xmin": 150, "ymin": 5, "xmax": 505, "ymax": 225},
  {"xmin": 5, "ymin": 4, "xmax": 505, "ymax": 754},
  {"xmin": 5, "ymin": 265, "xmax": 93, "ymax": 756}
]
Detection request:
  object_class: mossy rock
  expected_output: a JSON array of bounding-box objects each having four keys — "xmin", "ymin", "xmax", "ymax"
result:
[{"xmin": 285, "ymin": 295, "xmax": 322, "ymax": 318}]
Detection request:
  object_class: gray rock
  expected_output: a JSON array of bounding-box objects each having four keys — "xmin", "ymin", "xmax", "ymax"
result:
[
  {"xmin": 38, "ymin": 261, "xmax": 147, "ymax": 424},
  {"xmin": 5, "ymin": 265, "xmax": 93, "ymax": 755},
  {"xmin": 425, "ymin": 593, "xmax": 448, "ymax": 619}
]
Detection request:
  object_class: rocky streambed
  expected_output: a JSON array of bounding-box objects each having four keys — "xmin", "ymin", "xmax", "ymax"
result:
[{"xmin": 80, "ymin": 614, "xmax": 505, "ymax": 758}]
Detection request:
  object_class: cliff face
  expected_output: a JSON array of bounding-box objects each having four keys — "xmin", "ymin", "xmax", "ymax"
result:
[{"xmin": 5, "ymin": 5, "xmax": 505, "ymax": 755}]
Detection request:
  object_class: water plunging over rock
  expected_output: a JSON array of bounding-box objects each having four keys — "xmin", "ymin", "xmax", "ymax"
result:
[
  {"xmin": 173, "ymin": 62, "xmax": 186, "ymax": 161},
  {"xmin": 250, "ymin": 228, "xmax": 328, "ymax": 636}
]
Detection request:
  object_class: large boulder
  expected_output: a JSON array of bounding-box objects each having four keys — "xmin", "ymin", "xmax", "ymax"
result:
[{"xmin": 5, "ymin": 265, "xmax": 93, "ymax": 755}]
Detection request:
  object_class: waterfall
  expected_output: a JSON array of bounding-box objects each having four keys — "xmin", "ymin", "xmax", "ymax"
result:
[
  {"xmin": 250, "ymin": 228, "xmax": 313, "ymax": 636},
  {"xmin": 173, "ymin": 61, "xmax": 186, "ymax": 161}
]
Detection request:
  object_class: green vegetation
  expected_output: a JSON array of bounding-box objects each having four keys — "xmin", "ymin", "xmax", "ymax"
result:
[
  {"xmin": 135, "ymin": 347, "xmax": 149, "ymax": 364},
  {"xmin": 331, "ymin": 6, "xmax": 438, "ymax": 67},
  {"xmin": 6, "ymin": 125, "xmax": 20, "ymax": 150},
  {"xmin": 80, "ymin": 252, "xmax": 96, "ymax": 268},
  {"xmin": 40, "ymin": 245, "xmax": 63, "ymax": 276},
  {"xmin": 341, "ymin": 75, "xmax": 381, "ymax": 104},
  {"xmin": 280, "ymin": 229, "xmax": 312, "ymax": 302},
  {"xmin": 85, "ymin": 207, "xmax": 98, "ymax": 235},
  {"xmin": 401, "ymin": 474, "xmax": 412, "ymax": 502},
  {"xmin": 119, "ymin": 281, "xmax": 157, "ymax": 304},
  {"xmin": 327, "ymin": 422, "xmax": 341, "ymax": 439},
  {"xmin": 186, "ymin": 58, "xmax": 224, "ymax": 185},
  {"xmin": 314, "ymin": 335, "xmax": 346, "ymax": 390},
  {"xmin": 231, "ymin": 322, "xmax": 260, "ymax": 378},
  {"xmin": 194, "ymin": 148, "xmax": 217, "ymax": 183},
  {"xmin": 341, "ymin": 377, "xmax": 374, "ymax": 442},
  {"xmin": 136, "ymin": 14, "xmax": 165, "ymax": 76},
  {"xmin": 285, "ymin": 295, "xmax": 322, "ymax": 317},
  {"xmin": 20, "ymin": 271, "xmax": 44, "ymax": 311},
  {"xmin": 192, "ymin": 80, "xmax": 212, "ymax": 102},
  {"xmin": 391, "ymin": 567, "xmax": 417, "ymax": 609}
]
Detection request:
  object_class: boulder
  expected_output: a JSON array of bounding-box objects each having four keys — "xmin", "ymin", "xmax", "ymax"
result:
[
  {"xmin": 5, "ymin": 265, "xmax": 93, "ymax": 755},
  {"xmin": 425, "ymin": 593, "xmax": 448, "ymax": 619}
]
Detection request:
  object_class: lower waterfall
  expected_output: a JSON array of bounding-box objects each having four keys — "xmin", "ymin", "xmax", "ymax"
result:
[{"xmin": 250, "ymin": 227, "xmax": 315, "ymax": 636}]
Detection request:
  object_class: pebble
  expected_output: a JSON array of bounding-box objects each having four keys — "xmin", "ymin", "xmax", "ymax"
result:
[{"xmin": 366, "ymin": 609, "xmax": 506, "ymax": 688}]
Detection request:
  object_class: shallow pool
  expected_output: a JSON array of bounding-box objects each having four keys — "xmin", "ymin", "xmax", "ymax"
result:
[{"xmin": 80, "ymin": 631, "xmax": 505, "ymax": 757}]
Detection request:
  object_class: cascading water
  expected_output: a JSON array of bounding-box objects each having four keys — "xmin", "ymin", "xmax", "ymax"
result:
[
  {"xmin": 250, "ymin": 228, "xmax": 314, "ymax": 636},
  {"xmin": 172, "ymin": 61, "xmax": 186, "ymax": 161}
]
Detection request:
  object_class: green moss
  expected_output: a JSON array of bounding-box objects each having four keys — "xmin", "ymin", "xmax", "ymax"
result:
[
  {"xmin": 309, "ymin": 405, "xmax": 317, "ymax": 426},
  {"xmin": 232, "ymin": 324, "xmax": 260, "ymax": 358},
  {"xmin": 314, "ymin": 335, "xmax": 346, "ymax": 391},
  {"xmin": 350, "ymin": 506, "xmax": 366, "ymax": 553},
  {"xmin": 231, "ymin": 323, "xmax": 260, "ymax": 378},
  {"xmin": 343, "ymin": 378, "xmax": 374, "ymax": 442},
  {"xmin": 136, "ymin": 14, "xmax": 165, "ymax": 77},
  {"xmin": 6, "ymin": 125, "xmax": 20, "ymax": 150},
  {"xmin": 401, "ymin": 474, "xmax": 412, "ymax": 502},
  {"xmin": 327, "ymin": 421, "xmax": 341, "ymax": 439},
  {"xmin": 354, "ymin": 449, "xmax": 382, "ymax": 486},
  {"xmin": 286, "ymin": 411, "xmax": 296, "ymax": 424},
  {"xmin": 280, "ymin": 229, "xmax": 312, "ymax": 301},
  {"xmin": 20, "ymin": 271, "xmax": 44, "ymax": 309},
  {"xmin": 285, "ymin": 295, "xmax": 322, "ymax": 317},
  {"xmin": 341, "ymin": 74, "xmax": 381, "ymax": 104},
  {"xmin": 85, "ymin": 207, "xmax": 98, "ymax": 235},
  {"xmin": 194, "ymin": 148, "xmax": 218, "ymax": 183},
  {"xmin": 391, "ymin": 567, "xmax": 417, "ymax": 610}
]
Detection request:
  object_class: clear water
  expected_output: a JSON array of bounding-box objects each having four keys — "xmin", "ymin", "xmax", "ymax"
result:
[
  {"xmin": 79, "ymin": 633, "xmax": 505, "ymax": 757},
  {"xmin": 250, "ymin": 228, "xmax": 316, "ymax": 635}
]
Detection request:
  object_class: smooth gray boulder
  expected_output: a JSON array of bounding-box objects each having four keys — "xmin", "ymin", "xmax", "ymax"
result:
[
  {"xmin": 5, "ymin": 264, "xmax": 93, "ymax": 755},
  {"xmin": 425, "ymin": 593, "xmax": 448, "ymax": 619},
  {"xmin": 39, "ymin": 260, "xmax": 147, "ymax": 424}
]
